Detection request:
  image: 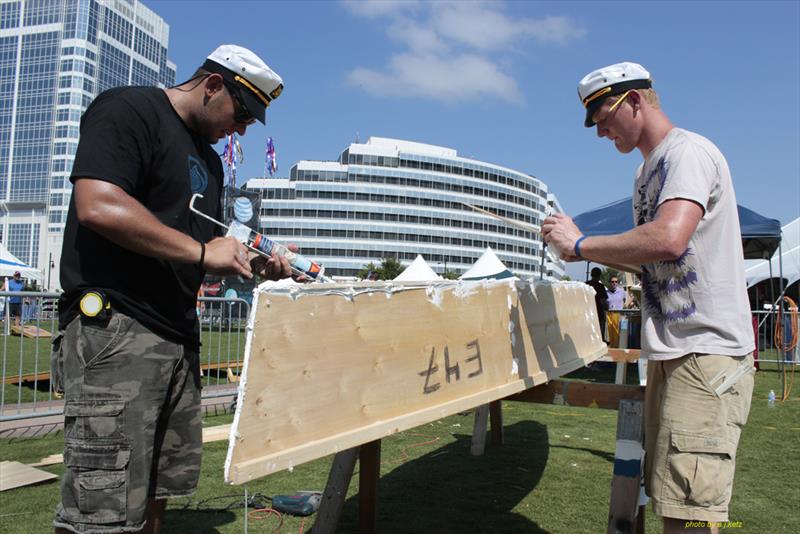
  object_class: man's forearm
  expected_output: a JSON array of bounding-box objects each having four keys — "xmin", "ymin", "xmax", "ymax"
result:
[
  {"xmin": 596, "ymin": 261, "xmax": 642, "ymax": 274},
  {"xmin": 579, "ymin": 199, "xmax": 704, "ymax": 265},
  {"xmin": 578, "ymin": 221, "xmax": 688, "ymax": 265}
]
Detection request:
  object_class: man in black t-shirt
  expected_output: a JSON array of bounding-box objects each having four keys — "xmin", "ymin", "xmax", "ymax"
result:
[{"xmin": 54, "ymin": 45, "xmax": 291, "ymax": 534}]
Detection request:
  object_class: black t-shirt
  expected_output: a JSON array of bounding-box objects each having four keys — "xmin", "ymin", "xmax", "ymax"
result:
[
  {"xmin": 59, "ymin": 87, "xmax": 223, "ymax": 348},
  {"xmin": 587, "ymin": 280, "xmax": 609, "ymax": 312}
]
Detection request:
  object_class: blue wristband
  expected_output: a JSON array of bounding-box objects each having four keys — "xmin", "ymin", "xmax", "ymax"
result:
[{"xmin": 574, "ymin": 236, "xmax": 587, "ymax": 259}]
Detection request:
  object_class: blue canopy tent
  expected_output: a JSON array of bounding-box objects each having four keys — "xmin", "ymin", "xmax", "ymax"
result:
[{"xmin": 573, "ymin": 197, "xmax": 782, "ymax": 260}]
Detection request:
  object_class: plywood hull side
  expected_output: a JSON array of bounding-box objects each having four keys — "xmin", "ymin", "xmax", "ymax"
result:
[{"xmin": 225, "ymin": 280, "xmax": 605, "ymax": 484}]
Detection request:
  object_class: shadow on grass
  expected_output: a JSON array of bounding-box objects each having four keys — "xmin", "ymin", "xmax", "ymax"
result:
[
  {"xmin": 337, "ymin": 420, "xmax": 552, "ymax": 533},
  {"xmin": 163, "ymin": 507, "xmax": 236, "ymax": 533}
]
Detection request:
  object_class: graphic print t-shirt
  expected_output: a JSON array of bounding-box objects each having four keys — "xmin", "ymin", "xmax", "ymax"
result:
[
  {"xmin": 633, "ymin": 128, "xmax": 753, "ymax": 360},
  {"xmin": 59, "ymin": 87, "xmax": 223, "ymax": 348}
]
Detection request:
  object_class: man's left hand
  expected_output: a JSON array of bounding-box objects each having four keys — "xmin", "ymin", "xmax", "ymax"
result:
[{"xmin": 542, "ymin": 213, "xmax": 583, "ymax": 262}]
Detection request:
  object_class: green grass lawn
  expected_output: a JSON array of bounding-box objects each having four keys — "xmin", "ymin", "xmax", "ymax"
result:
[{"xmin": 1, "ymin": 369, "xmax": 797, "ymax": 533}]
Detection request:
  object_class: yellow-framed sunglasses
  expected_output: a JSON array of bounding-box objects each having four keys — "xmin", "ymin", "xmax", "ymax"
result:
[{"xmin": 592, "ymin": 90, "xmax": 632, "ymax": 125}]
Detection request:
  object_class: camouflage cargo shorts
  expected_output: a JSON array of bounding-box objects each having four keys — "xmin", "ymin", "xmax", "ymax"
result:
[{"xmin": 52, "ymin": 312, "xmax": 202, "ymax": 533}]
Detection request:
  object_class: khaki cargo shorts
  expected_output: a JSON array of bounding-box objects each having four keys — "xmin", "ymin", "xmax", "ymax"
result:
[
  {"xmin": 644, "ymin": 352, "xmax": 754, "ymax": 522},
  {"xmin": 52, "ymin": 312, "xmax": 202, "ymax": 533}
]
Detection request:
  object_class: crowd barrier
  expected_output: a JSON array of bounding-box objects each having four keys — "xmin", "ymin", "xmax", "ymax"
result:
[
  {"xmin": 0, "ymin": 291, "xmax": 249, "ymax": 422},
  {"xmin": 1, "ymin": 291, "xmax": 796, "ymax": 423}
]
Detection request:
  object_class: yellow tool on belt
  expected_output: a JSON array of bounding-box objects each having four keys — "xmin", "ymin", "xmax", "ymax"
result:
[{"xmin": 79, "ymin": 290, "xmax": 111, "ymax": 320}]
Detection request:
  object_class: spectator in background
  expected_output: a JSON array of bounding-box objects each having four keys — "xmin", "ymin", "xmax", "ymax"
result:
[
  {"xmin": 8, "ymin": 271, "xmax": 24, "ymax": 328},
  {"xmin": 607, "ymin": 275, "xmax": 627, "ymax": 346},
  {"xmin": 586, "ymin": 267, "xmax": 609, "ymax": 342},
  {"xmin": 607, "ymin": 276, "xmax": 627, "ymax": 310}
]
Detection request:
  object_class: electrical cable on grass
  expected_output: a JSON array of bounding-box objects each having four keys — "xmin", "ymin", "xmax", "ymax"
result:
[
  {"xmin": 775, "ymin": 296, "xmax": 798, "ymax": 402},
  {"xmin": 247, "ymin": 508, "xmax": 283, "ymax": 532},
  {"xmin": 381, "ymin": 432, "xmax": 441, "ymax": 465},
  {"xmin": 177, "ymin": 492, "xmax": 271, "ymax": 513},
  {"xmin": 177, "ymin": 493, "xmax": 307, "ymax": 533}
]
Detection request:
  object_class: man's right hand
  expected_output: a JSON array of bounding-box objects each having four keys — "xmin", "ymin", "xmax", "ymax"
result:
[{"xmin": 202, "ymin": 237, "xmax": 253, "ymax": 278}]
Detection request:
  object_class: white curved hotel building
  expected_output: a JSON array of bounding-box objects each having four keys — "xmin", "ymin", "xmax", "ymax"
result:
[{"xmin": 244, "ymin": 137, "xmax": 565, "ymax": 279}]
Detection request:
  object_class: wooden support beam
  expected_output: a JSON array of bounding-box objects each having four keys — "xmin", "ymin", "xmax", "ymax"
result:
[
  {"xmin": 508, "ymin": 380, "xmax": 644, "ymax": 409},
  {"xmin": 607, "ymin": 400, "xmax": 645, "ymax": 534},
  {"xmin": 470, "ymin": 404, "xmax": 490, "ymax": 456},
  {"xmin": 358, "ymin": 441, "xmax": 381, "ymax": 534},
  {"xmin": 615, "ymin": 362, "xmax": 628, "ymax": 385},
  {"xmin": 489, "ymin": 400, "xmax": 504, "ymax": 446},
  {"xmin": 311, "ymin": 447, "xmax": 359, "ymax": 534},
  {"xmin": 470, "ymin": 400, "xmax": 506, "ymax": 456},
  {"xmin": 604, "ymin": 348, "xmax": 642, "ymax": 363}
]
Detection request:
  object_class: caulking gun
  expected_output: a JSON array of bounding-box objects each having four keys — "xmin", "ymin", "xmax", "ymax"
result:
[{"xmin": 189, "ymin": 193, "xmax": 331, "ymax": 282}]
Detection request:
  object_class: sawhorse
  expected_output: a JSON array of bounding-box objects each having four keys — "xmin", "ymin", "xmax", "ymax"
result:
[{"xmin": 308, "ymin": 379, "xmax": 646, "ymax": 534}]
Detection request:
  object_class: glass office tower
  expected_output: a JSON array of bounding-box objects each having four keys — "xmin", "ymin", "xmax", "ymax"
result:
[
  {"xmin": 245, "ymin": 137, "xmax": 565, "ymax": 280},
  {"xmin": 0, "ymin": 0, "xmax": 175, "ymax": 288}
]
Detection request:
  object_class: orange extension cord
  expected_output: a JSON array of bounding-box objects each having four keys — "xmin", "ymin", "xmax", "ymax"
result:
[
  {"xmin": 774, "ymin": 296, "xmax": 798, "ymax": 402},
  {"xmin": 245, "ymin": 507, "xmax": 309, "ymax": 534}
]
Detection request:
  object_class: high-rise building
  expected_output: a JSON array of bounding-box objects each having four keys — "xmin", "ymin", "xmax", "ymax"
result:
[
  {"xmin": 0, "ymin": 0, "xmax": 175, "ymax": 289},
  {"xmin": 245, "ymin": 137, "xmax": 564, "ymax": 279}
]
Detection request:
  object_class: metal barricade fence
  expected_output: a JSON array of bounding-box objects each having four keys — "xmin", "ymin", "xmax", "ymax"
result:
[
  {"xmin": 197, "ymin": 296, "xmax": 250, "ymax": 397},
  {"xmin": 4, "ymin": 295, "xmax": 791, "ymax": 422},
  {"xmin": 601, "ymin": 308, "xmax": 798, "ymax": 364},
  {"xmin": 0, "ymin": 292, "xmax": 249, "ymax": 422},
  {"xmin": 1, "ymin": 291, "xmax": 61, "ymax": 422}
]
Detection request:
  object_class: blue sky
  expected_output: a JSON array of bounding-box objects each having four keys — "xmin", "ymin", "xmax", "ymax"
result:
[{"xmin": 151, "ymin": 0, "xmax": 799, "ymax": 231}]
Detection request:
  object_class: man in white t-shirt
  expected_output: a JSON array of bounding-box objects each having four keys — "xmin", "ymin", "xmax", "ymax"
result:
[
  {"xmin": 606, "ymin": 275, "xmax": 627, "ymax": 346},
  {"xmin": 542, "ymin": 62, "xmax": 754, "ymax": 534}
]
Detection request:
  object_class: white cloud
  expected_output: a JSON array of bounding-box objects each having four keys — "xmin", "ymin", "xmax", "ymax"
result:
[
  {"xmin": 348, "ymin": 52, "xmax": 523, "ymax": 104},
  {"xmin": 387, "ymin": 17, "xmax": 447, "ymax": 54},
  {"xmin": 341, "ymin": 0, "xmax": 422, "ymax": 19},
  {"xmin": 344, "ymin": 0, "xmax": 585, "ymax": 104},
  {"xmin": 432, "ymin": 3, "xmax": 586, "ymax": 49}
]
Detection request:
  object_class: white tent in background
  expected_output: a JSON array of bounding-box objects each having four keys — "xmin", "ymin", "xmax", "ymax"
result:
[
  {"xmin": 460, "ymin": 247, "xmax": 514, "ymax": 280},
  {"xmin": 0, "ymin": 242, "xmax": 42, "ymax": 281},
  {"xmin": 745, "ymin": 217, "xmax": 800, "ymax": 288},
  {"xmin": 394, "ymin": 255, "xmax": 442, "ymax": 282}
]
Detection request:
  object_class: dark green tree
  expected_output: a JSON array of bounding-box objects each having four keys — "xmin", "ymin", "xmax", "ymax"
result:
[
  {"xmin": 357, "ymin": 257, "xmax": 405, "ymax": 280},
  {"xmin": 378, "ymin": 257, "xmax": 404, "ymax": 280},
  {"xmin": 441, "ymin": 270, "xmax": 460, "ymax": 280}
]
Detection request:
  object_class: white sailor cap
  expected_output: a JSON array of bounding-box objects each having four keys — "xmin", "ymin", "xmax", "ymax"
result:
[
  {"xmin": 202, "ymin": 44, "xmax": 283, "ymax": 124},
  {"xmin": 578, "ymin": 62, "xmax": 651, "ymax": 127}
]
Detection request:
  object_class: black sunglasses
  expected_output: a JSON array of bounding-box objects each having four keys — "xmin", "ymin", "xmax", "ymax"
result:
[{"xmin": 223, "ymin": 81, "xmax": 256, "ymax": 125}]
